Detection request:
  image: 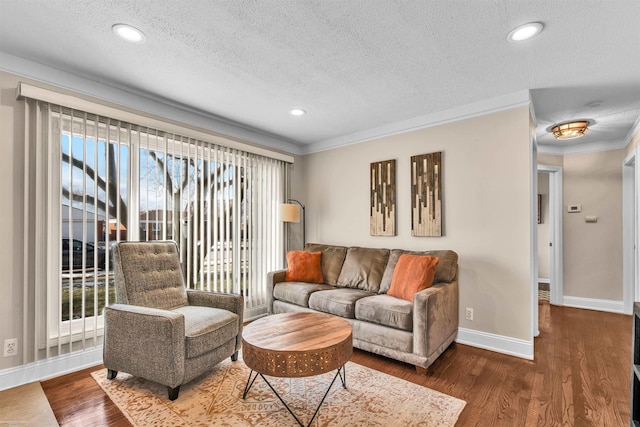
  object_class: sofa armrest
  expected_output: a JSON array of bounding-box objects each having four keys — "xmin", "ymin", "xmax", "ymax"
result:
[
  {"xmin": 412, "ymin": 280, "xmax": 459, "ymax": 358},
  {"xmin": 269, "ymin": 269, "xmax": 287, "ymax": 285},
  {"xmin": 267, "ymin": 269, "xmax": 287, "ymax": 314},
  {"xmin": 187, "ymin": 290, "xmax": 244, "ymax": 351},
  {"xmin": 104, "ymin": 304, "xmax": 185, "ymax": 388}
]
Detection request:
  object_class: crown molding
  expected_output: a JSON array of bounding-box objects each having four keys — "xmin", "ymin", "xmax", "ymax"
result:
[
  {"xmin": 538, "ymin": 138, "xmax": 628, "ymax": 156},
  {"xmin": 0, "ymin": 51, "xmax": 304, "ymax": 157},
  {"xmin": 302, "ymin": 90, "xmax": 532, "ymax": 155},
  {"xmin": 625, "ymin": 114, "xmax": 640, "ymax": 146},
  {"xmin": 529, "ymin": 102, "xmax": 538, "ymax": 125}
]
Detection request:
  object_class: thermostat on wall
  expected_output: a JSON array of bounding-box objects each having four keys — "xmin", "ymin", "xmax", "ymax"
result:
[{"xmin": 567, "ymin": 204, "xmax": 582, "ymax": 213}]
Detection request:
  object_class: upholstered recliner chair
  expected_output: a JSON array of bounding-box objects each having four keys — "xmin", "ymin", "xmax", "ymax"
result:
[{"xmin": 104, "ymin": 241, "xmax": 243, "ymax": 400}]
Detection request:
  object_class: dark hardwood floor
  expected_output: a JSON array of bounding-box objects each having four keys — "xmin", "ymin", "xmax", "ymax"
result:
[{"xmin": 41, "ymin": 302, "xmax": 632, "ymax": 426}]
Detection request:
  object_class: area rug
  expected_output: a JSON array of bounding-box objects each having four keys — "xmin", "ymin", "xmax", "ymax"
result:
[
  {"xmin": 92, "ymin": 356, "xmax": 465, "ymax": 427},
  {"xmin": 0, "ymin": 382, "xmax": 58, "ymax": 427}
]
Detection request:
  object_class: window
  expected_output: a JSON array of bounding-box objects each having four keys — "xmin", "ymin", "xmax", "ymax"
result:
[{"xmin": 25, "ymin": 99, "xmax": 286, "ymax": 356}]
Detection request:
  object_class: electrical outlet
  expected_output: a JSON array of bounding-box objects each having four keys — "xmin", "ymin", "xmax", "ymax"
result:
[
  {"xmin": 4, "ymin": 338, "xmax": 18, "ymax": 357},
  {"xmin": 465, "ymin": 307, "xmax": 474, "ymax": 321}
]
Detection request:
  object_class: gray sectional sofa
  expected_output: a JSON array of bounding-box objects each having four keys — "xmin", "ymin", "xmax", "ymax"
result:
[{"xmin": 267, "ymin": 243, "xmax": 459, "ymax": 372}]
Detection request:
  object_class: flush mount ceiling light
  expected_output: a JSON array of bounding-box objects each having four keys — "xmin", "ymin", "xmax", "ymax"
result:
[
  {"xmin": 290, "ymin": 109, "xmax": 306, "ymax": 116},
  {"xmin": 112, "ymin": 24, "xmax": 146, "ymax": 43},
  {"xmin": 551, "ymin": 121, "xmax": 590, "ymax": 140},
  {"xmin": 507, "ymin": 22, "xmax": 543, "ymax": 42}
]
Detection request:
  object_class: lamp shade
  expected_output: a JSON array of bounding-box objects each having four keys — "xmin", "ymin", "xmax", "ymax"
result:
[{"xmin": 281, "ymin": 203, "xmax": 301, "ymax": 223}]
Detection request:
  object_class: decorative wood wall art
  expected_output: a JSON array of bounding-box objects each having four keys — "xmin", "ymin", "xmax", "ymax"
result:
[
  {"xmin": 411, "ymin": 152, "xmax": 442, "ymax": 237},
  {"xmin": 370, "ymin": 159, "xmax": 396, "ymax": 236}
]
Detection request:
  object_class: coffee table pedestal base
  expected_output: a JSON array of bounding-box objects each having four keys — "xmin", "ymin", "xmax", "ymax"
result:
[{"xmin": 242, "ymin": 365, "xmax": 347, "ymax": 427}]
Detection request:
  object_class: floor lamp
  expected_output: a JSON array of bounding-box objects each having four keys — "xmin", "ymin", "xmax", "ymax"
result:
[{"xmin": 281, "ymin": 199, "xmax": 306, "ymax": 248}]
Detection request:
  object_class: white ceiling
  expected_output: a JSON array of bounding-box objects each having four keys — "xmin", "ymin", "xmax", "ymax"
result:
[{"xmin": 1, "ymin": 0, "xmax": 639, "ymax": 155}]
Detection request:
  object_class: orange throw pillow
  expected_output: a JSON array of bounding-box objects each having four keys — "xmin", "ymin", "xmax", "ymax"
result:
[
  {"xmin": 285, "ymin": 251, "xmax": 324, "ymax": 283},
  {"xmin": 387, "ymin": 254, "xmax": 439, "ymax": 301}
]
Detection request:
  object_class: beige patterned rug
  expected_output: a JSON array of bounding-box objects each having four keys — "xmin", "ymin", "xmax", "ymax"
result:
[
  {"xmin": 0, "ymin": 382, "xmax": 58, "ymax": 426},
  {"xmin": 92, "ymin": 355, "xmax": 465, "ymax": 426}
]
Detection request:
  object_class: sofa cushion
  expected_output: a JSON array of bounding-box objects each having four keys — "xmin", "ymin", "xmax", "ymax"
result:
[
  {"xmin": 285, "ymin": 251, "xmax": 324, "ymax": 283},
  {"xmin": 355, "ymin": 294, "xmax": 413, "ymax": 331},
  {"xmin": 273, "ymin": 282, "xmax": 335, "ymax": 308},
  {"xmin": 173, "ymin": 305, "xmax": 239, "ymax": 359},
  {"xmin": 336, "ymin": 247, "xmax": 390, "ymax": 292},
  {"xmin": 308, "ymin": 288, "xmax": 375, "ymax": 319},
  {"xmin": 387, "ymin": 255, "xmax": 439, "ymax": 301},
  {"xmin": 304, "ymin": 244, "xmax": 348, "ymax": 285},
  {"xmin": 380, "ymin": 249, "xmax": 458, "ymax": 293}
]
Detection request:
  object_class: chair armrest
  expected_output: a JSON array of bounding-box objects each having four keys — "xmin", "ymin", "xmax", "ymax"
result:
[
  {"xmin": 187, "ymin": 290, "xmax": 243, "ymax": 315},
  {"xmin": 103, "ymin": 304, "xmax": 185, "ymax": 388},
  {"xmin": 187, "ymin": 290, "xmax": 244, "ymax": 353},
  {"xmin": 412, "ymin": 281, "xmax": 459, "ymax": 358},
  {"xmin": 267, "ymin": 269, "xmax": 287, "ymax": 314}
]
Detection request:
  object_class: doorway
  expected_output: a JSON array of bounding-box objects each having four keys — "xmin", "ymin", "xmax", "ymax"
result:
[{"xmin": 537, "ymin": 165, "xmax": 563, "ymax": 306}]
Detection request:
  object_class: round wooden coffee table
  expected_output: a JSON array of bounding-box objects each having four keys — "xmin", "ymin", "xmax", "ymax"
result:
[{"xmin": 242, "ymin": 312, "xmax": 353, "ymax": 426}]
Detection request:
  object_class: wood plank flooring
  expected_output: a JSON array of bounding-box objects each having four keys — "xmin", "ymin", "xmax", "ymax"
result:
[
  {"xmin": 41, "ymin": 302, "xmax": 632, "ymax": 426},
  {"xmin": 41, "ymin": 365, "xmax": 130, "ymax": 426}
]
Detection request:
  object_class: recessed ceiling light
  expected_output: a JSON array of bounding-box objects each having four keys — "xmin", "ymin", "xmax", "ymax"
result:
[
  {"xmin": 507, "ymin": 22, "xmax": 543, "ymax": 42},
  {"xmin": 290, "ymin": 109, "xmax": 306, "ymax": 116},
  {"xmin": 112, "ymin": 24, "xmax": 146, "ymax": 43}
]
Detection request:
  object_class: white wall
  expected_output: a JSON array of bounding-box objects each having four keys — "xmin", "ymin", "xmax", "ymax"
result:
[
  {"xmin": 539, "ymin": 150, "xmax": 625, "ymax": 304},
  {"xmin": 296, "ymin": 106, "xmax": 533, "ymax": 342},
  {"xmin": 0, "ymin": 71, "xmax": 26, "ymax": 371},
  {"xmin": 563, "ymin": 149, "xmax": 625, "ymax": 301}
]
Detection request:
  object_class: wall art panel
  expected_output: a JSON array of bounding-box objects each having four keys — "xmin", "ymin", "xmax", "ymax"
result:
[
  {"xmin": 370, "ymin": 159, "xmax": 396, "ymax": 236},
  {"xmin": 411, "ymin": 152, "xmax": 442, "ymax": 236}
]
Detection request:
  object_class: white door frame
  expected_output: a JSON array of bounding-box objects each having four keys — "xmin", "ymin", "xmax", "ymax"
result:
[
  {"xmin": 623, "ymin": 147, "xmax": 639, "ymax": 314},
  {"xmin": 531, "ymin": 142, "xmax": 539, "ymax": 338},
  {"xmin": 537, "ymin": 165, "xmax": 564, "ymax": 306}
]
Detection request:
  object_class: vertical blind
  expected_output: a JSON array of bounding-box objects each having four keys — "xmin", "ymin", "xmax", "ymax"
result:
[{"xmin": 25, "ymin": 100, "xmax": 285, "ymax": 361}]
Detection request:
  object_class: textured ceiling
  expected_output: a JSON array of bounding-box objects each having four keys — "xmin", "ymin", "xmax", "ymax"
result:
[{"xmin": 1, "ymin": 0, "xmax": 639, "ymax": 154}]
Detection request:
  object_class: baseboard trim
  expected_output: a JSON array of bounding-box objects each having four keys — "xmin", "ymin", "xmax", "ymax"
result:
[
  {"xmin": 537, "ymin": 278, "xmax": 550, "ymax": 284},
  {"xmin": 456, "ymin": 328, "xmax": 533, "ymax": 360},
  {"xmin": 563, "ymin": 296, "xmax": 625, "ymax": 314},
  {"xmin": 0, "ymin": 346, "xmax": 103, "ymax": 391}
]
